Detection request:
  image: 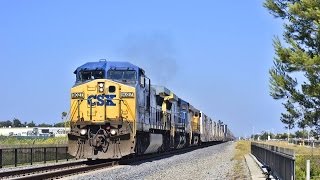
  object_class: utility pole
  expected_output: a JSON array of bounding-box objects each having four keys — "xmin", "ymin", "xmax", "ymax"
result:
[
  {"xmin": 287, "ymin": 127, "xmax": 290, "ymax": 144},
  {"xmin": 252, "ymin": 126, "xmax": 255, "ymax": 141},
  {"xmin": 308, "ymin": 129, "xmax": 310, "ymax": 146}
]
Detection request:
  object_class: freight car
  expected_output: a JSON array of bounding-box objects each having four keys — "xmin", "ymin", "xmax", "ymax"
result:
[{"xmin": 68, "ymin": 60, "xmax": 234, "ymax": 159}]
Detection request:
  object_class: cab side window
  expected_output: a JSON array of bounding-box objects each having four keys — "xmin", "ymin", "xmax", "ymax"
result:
[
  {"xmin": 140, "ymin": 75, "xmax": 145, "ymax": 87},
  {"xmin": 139, "ymin": 69, "xmax": 145, "ymax": 87}
]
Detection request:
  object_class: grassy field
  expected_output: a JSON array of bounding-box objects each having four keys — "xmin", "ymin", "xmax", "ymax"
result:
[
  {"xmin": 0, "ymin": 136, "xmax": 68, "ymax": 148},
  {"xmin": 261, "ymin": 141, "xmax": 320, "ymax": 155},
  {"xmin": 256, "ymin": 141, "xmax": 320, "ymax": 179},
  {"xmin": 232, "ymin": 140, "xmax": 251, "ymax": 179}
]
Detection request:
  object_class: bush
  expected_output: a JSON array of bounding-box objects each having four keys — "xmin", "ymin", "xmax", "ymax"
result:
[{"xmin": 296, "ymin": 155, "xmax": 320, "ymax": 179}]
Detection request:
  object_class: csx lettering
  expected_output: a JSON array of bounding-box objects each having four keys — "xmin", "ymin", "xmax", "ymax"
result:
[{"xmin": 87, "ymin": 94, "xmax": 116, "ymax": 106}]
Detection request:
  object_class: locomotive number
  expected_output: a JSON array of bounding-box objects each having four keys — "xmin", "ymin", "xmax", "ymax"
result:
[
  {"xmin": 71, "ymin": 92, "xmax": 84, "ymax": 99},
  {"xmin": 121, "ymin": 92, "xmax": 134, "ymax": 98}
]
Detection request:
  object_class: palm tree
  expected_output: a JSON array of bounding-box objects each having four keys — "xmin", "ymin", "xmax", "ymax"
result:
[
  {"xmin": 61, "ymin": 112, "xmax": 68, "ymax": 120},
  {"xmin": 61, "ymin": 111, "xmax": 69, "ymax": 129}
]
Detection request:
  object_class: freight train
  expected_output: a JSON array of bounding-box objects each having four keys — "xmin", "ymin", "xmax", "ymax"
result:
[{"xmin": 68, "ymin": 60, "xmax": 234, "ymax": 159}]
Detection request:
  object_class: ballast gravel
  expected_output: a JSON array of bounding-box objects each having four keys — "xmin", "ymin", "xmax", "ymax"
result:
[{"xmin": 69, "ymin": 142, "xmax": 248, "ymax": 180}]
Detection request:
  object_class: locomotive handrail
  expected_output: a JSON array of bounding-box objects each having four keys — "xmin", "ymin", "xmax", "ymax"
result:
[
  {"xmin": 69, "ymin": 100, "xmax": 79, "ymax": 122},
  {"xmin": 120, "ymin": 99, "xmax": 135, "ymax": 133},
  {"xmin": 89, "ymin": 98, "xmax": 93, "ymax": 120}
]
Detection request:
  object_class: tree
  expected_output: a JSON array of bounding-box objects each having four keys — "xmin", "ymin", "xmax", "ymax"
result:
[
  {"xmin": 27, "ymin": 121, "xmax": 36, "ymax": 127},
  {"xmin": 61, "ymin": 112, "xmax": 67, "ymax": 119},
  {"xmin": 54, "ymin": 122, "xmax": 65, "ymax": 127},
  {"xmin": 260, "ymin": 131, "xmax": 275, "ymax": 140},
  {"xmin": 60, "ymin": 111, "xmax": 69, "ymax": 127},
  {"xmin": 275, "ymin": 133, "xmax": 289, "ymax": 139},
  {"xmin": 282, "ymin": 133, "xmax": 290, "ymax": 139},
  {"xmin": 251, "ymin": 134, "xmax": 260, "ymax": 140},
  {"xmin": 265, "ymin": 0, "xmax": 320, "ymax": 129},
  {"xmin": 54, "ymin": 121, "xmax": 70, "ymax": 127},
  {"xmin": 0, "ymin": 120, "xmax": 12, "ymax": 127},
  {"xmin": 38, "ymin": 123, "xmax": 53, "ymax": 127},
  {"xmin": 295, "ymin": 130, "xmax": 308, "ymax": 138},
  {"xmin": 12, "ymin": 118, "xmax": 22, "ymax": 127},
  {"xmin": 310, "ymin": 129, "xmax": 318, "ymax": 139}
]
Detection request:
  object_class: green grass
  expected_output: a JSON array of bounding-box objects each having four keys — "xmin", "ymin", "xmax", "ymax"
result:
[{"xmin": 0, "ymin": 136, "xmax": 68, "ymax": 148}]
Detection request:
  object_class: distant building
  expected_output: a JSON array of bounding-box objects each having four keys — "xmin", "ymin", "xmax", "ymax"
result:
[{"xmin": 0, "ymin": 127, "xmax": 70, "ymax": 137}]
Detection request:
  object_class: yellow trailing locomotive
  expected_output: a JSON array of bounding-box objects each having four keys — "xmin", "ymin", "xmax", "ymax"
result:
[{"xmin": 68, "ymin": 60, "xmax": 234, "ymax": 159}]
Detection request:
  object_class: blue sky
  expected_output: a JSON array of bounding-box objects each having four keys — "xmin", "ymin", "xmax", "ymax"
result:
[{"xmin": 0, "ymin": 1, "xmax": 284, "ymax": 136}]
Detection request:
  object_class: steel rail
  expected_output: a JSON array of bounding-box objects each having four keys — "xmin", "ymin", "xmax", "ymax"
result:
[
  {"xmin": 11, "ymin": 161, "xmax": 118, "ymax": 180},
  {"xmin": 0, "ymin": 160, "xmax": 87, "ymax": 179}
]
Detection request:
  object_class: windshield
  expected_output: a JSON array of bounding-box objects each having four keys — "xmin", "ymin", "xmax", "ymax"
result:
[
  {"xmin": 107, "ymin": 70, "xmax": 137, "ymax": 82},
  {"xmin": 78, "ymin": 70, "xmax": 105, "ymax": 82}
]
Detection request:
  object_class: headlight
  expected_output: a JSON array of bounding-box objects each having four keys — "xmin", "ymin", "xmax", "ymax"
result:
[
  {"xmin": 98, "ymin": 82, "xmax": 105, "ymax": 92},
  {"xmin": 80, "ymin": 129, "xmax": 87, "ymax": 135},
  {"xmin": 110, "ymin": 129, "xmax": 117, "ymax": 135}
]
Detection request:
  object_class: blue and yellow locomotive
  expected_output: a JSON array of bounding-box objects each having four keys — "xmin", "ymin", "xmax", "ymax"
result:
[{"xmin": 68, "ymin": 60, "xmax": 233, "ymax": 159}]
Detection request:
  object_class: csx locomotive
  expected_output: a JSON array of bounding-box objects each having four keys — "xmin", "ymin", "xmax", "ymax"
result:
[{"xmin": 68, "ymin": 60, "xmax": 234, "ymax": 159}]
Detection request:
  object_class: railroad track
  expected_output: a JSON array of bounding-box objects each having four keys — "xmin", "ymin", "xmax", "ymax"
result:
[
  {"xmin": 0, "ymin": 142, "xmax": 222, "ymax": 180},
  {"xmin": 0, "ymin": 160, "xmax": 118, "ymax": 180}
]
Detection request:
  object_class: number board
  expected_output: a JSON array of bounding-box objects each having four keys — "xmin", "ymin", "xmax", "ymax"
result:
[
  {"xmin": 121, "ymin": 92, "xmax": 134, "ymax": 98},
  {"xmin": 71, "ymin": 92, "xmax": 84, "ymax": 99}
]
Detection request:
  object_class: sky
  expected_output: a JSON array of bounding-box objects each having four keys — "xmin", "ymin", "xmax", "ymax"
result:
[{"xmin": 0, "ymin": 1, "xmax": 285, "ymax": 137}]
